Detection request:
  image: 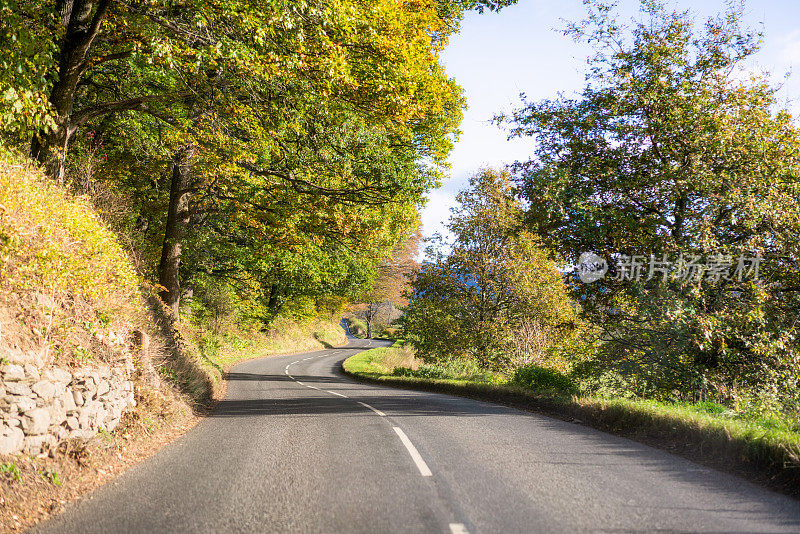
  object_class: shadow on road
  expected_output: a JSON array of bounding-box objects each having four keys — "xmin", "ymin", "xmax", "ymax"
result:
[
  {"xmin": 211, "ymin": 392, "xmax": 511, "ymax": 418},
  {"xmin": 225, "ymin": 372, "xmax": 350, "ymax": 383}
]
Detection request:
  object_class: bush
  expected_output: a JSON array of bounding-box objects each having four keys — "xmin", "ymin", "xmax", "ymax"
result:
[
  {"xmin": 511, "ymin": 365, "xmax": 577, "ymax": 394},
  {"xmin": 393, "ymin": 365, "xmax": 449, "ymax": 380}
]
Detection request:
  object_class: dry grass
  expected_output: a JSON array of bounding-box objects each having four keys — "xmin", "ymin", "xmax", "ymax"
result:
[{"xmin": 191, "ymin": 316, "xmax": 348, "ymax": 377}]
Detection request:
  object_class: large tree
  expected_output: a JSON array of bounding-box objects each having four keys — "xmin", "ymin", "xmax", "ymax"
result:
[
  {"xmin": 403, "ymin": 169, "xmax": 577, "ymax": 370},
  {"xmin": 502, "ymin": 0, "xmax": 800, "ymax": 403}
]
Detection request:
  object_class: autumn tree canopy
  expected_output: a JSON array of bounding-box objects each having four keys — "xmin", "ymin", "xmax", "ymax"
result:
[{"xmin": 0, "ymin": 0, "xmax": 516, "ymax": 322}]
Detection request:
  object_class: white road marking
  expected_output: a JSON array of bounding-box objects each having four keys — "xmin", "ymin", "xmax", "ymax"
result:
[
  {"xmin": 393, "ymin": 426, "xmax": 432, "ymax": 477},
  {"xmin": 306, "ymin": 385, "xmax": 319, "ymax": 390},
  {"xmin": 296, "ymin": 381, "xmax": 304, "ymax": 386},
  {"xmin": 325, "ymin": 390, "xmax": 348, "ymax": 398},
  {"xmin": 449, "ymin": 524, "xmax": 469, "ymax": 534},
  {"xmin": 357, "ymin": 401, "xmax": 386, "ymax": 417},
  {"xmin": 284, "ymin": 369, "xmax": 290, "ymax": 376}
]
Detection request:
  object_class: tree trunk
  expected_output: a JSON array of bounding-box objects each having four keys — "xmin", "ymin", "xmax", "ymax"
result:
[
  {"xmin": 31, "ymin": 0, "xmax": 111, "ymax": 181},
  {"xmin": 267, "ymin": 283, "xmax": 283, "ymax": 316},
  {"xmin": 158, "ymin": 149, "xmax": 192, "ymax": 318}
]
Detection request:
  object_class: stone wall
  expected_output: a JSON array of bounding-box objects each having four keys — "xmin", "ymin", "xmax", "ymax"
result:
[{"xmin": 0, "ymin": 358, "xmax": 136, "ymax": 456}]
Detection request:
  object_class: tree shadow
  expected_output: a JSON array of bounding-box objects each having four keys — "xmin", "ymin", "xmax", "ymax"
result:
[{"xmin": 313, "ymin": 332, "xmax": 335, "ymax": 348}]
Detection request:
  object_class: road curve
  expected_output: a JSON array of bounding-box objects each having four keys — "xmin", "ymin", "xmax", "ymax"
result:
[{"xmin": 32, "ymin": 338, "xmax": 800, "ymax": 533}]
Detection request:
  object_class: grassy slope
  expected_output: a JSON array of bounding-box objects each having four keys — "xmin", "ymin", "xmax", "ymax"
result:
[{"xmin": 343, "ymin": 345, "xmax": 800, "ymax": 497}]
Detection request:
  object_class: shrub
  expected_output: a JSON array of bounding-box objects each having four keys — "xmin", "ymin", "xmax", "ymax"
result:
[{"xmin": 511, "ymin": 365, "xmax": 577, "ymax": 394}]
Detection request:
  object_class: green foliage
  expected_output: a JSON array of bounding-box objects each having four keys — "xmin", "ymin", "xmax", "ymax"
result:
[
  {"xmin": 0, "ymin": 1, "xmax": 57, "ymax": 139},
  {"xmin": 0, "ymin": 149, "xmax": 139, "ymax": 303},
  {"xmin": 39, "ymin": 467, "xmax": 61, "ymax": 486},
  {"xmin": 501, "ymin": 0, "xmax": 800, "ymax": 411},
  {"xmin": 511, "ymin": 365, "xmax": 577, "ymax": 394},
  {"xmin": 0, "ymin": 0, "xmax": 521, "ymax": 338},
  {"xmin": 393, "ymin": 365, "xmax": 449, "ymax": 380},
  {"xmin": 343, "ymin": 349, "xmax": 800, "ymax": 491},
  {"xmin": 404, "ymin": 168, "xmax": 578, "ymax": 370},
  {"xmin": 0, "ymin": 462, "xmax": 21, "ymax": 483},
  {"xmin": 0, "ymin": 148, "xmax": 144, "ymax": 365}
]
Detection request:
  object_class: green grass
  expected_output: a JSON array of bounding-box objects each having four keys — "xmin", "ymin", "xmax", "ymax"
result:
[
  {"xmin": 343, "ymin": 347, "xmax": 800, "ymax": 496},
  {"xmin": 0, "ymin": 462, "xmax": 21, "ymax": 483}
]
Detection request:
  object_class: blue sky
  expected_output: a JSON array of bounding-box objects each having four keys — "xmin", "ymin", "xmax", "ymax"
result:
[{"xmin": 421, "ymin": 0, "xmax": 800, "ymax": 240}]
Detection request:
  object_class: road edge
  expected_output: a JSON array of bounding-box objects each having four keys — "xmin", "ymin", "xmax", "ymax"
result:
[{"xmin": 340, "ymin": 357, "xmax": 800, "ymax": 499}]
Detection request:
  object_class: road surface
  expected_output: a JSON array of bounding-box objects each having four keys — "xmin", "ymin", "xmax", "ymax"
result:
[{"xmin": 33, "ymin": 337, "xmax": 800, "ymax": 533}]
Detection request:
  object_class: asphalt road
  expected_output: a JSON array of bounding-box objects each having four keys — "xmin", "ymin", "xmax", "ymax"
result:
[{"xmin": 33, "ymin": 337, "xmax": 800, "ymax": 533}]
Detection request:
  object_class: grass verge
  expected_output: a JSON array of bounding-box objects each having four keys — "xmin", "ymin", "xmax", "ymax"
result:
[{"xmin": 342, "ymin": 345, "xmax": 800, "ymax": 498}]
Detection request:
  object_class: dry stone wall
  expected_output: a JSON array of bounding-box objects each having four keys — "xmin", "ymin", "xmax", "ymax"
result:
[{"xmin": 0, "ymin": 358, "xmax": 136, "ymax": 456}]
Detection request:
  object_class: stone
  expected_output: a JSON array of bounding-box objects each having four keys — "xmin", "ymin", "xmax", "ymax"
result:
[
  {"xmin": 60, "ymin": 390, "xmax": 76, "ymax": 411},
  {"xmin": 44, "ymin": 367, "xmax": 72, "ymax": 385},
  {"xmin": 23, "ymin": 434, "xmax": 55, "ymax": 455},
  {"xmin": 0, "ymin": 426, "xmax": 24, "ymax": 454},
  {"xmin": 11, "ymin": 396, "xmax": 36, "ymax": 412},
  {"xmin": 47, "ymin": 404, "xmax": 66, "ymax": 427},
  {"xmin": 79, "ymin": 401, "xmax": 102, "ymax": 429},
  {"xmin": 31, "ymin": 380, "xmax": 56, "ymax": 400},
  {"xmin": 72, "ymin": 390, "xmax": 84, "ymax": 406},
  {"xmin": 94, "ymin": 408, "xmax": 108, "ymax": 429},
  {"xmin": 105, "ymin": 418, "xmax": 120, "ymax": 432},
  {"xmin": 6, "ymin": 417, "xmax": 20, "ymax": 428},
  {"xmin": 21, "ymin": 350, "xmax": 46, "ymax": 367},
  {"xmin": 2, "ymin": 364, "xmax": 25, "ymax": 381},
  {"xmin": 5, "ymin": 382, "xmax": 31, "ymax": 396},
  {"xmin": 96, "ymin": 380, "xmax": 110, "ymax": 397},
  {"xmin": 66, "ymin": 416, "xmax": 80, "ymax": 430},
  {"xmin": 21, "ymin": 408, "xmax": 50, "ymax": 435},
  {"xmin": 68, "ymin": 429, "xmax": 93, "ymax": 441},
  {"xmin": 23, "ymin": 363, "xmax": 40, "ymax": 382}
]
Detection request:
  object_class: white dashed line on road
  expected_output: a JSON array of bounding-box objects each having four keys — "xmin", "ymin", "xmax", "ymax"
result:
[
  {"xmin": 449, "ymin": 523, "xmax": 469, "ymax": 534},
  {"xmin": 357, "ymin": 401, "xmax": 386, "ymax": 417},
  {"xmin": 286, "ymin": 348, "xmax": 437, "ymax": 484},
  {"xmin": 393, "ymin": 426, "xmax": 432, "ymax": 477}
]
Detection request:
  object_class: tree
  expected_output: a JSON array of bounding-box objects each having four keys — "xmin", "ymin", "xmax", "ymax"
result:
[
  {"xmin": 403, "ymin": 169, "xmax": 577, "ymax": 370},
  {"xmin": 354, "ymin": 226, "xmax": 422, "ymax": 338},
  {"xmin": 502, "ymin": 0, "xmax": 800, "ymax": 404}
]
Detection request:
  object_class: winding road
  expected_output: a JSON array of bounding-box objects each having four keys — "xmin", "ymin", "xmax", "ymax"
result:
[{"xmin": 32, "ymin": 335, "xmax": 800, "ymax": 533}]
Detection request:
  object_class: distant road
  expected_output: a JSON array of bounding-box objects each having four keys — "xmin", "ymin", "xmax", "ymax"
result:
[{"xmin": 33, "ymin": 338, "xmax": 800, "ymax": 533}]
